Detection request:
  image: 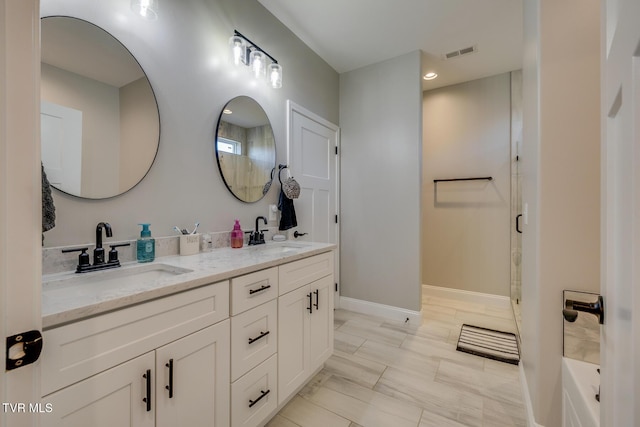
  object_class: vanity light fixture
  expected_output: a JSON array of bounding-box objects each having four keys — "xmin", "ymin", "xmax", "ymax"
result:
[
  {"xmin": 423, "ymin": 72, "xmax": 438, "ymax": 80},
  {"xmin": 131, "ymin": 0, "xmax": 158, "ymax": 20},
  {"xmin": 229, "ymin": 30, "xmax": 283, "ymax": 89}
]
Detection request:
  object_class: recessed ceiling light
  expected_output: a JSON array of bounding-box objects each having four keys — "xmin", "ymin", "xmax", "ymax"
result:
[
  {"xmin": 223, "ymin": 109, "xmax": 233, "ymax": 114},
  {"xmin": 423, "ymin": 72, "xmax": 438, "ymax": 81}
]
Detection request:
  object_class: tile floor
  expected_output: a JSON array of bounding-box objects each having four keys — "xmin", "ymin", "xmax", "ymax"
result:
[{"xmin": 267, "ymin": 287, "xmax": 527, "ymax": 427}]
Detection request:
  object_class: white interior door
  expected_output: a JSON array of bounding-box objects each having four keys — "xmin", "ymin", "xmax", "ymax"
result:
[
  {"xmin": 41, "ymin": 100, "xmax": 83, "ymax": 195},
  {"xmin": 287, "ymin": 101, "xmax": 340, "ymax": 304},
  {"xmin": 0, "ymin": 1, "xmax": 42, "ymax": 425},
  {"xmin": 601, "ymin": 0, "xmax": 640, "ymax": 425}
]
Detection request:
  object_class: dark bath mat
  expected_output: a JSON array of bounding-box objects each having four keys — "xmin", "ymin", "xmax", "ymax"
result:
[{"xmin": 456, "ymin": 324, "xmax": 520, "ymax": 365}]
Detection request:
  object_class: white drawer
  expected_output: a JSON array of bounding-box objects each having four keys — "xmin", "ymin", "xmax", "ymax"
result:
[
  {"xmin": 231, "ymin": 300, "xmax": 277, "ymax": 381},
  {"xmin": 279, "ymin": 252, "xmax": 333, "ymax": 295},
  {"xmin": 231, "ymin": 267, "xmax": 278, "ymax": 315},
  {"xmin": 231, "ymin": 354, "xmax": 277, "ymax": 427},
  {"xmin": 42, "ymin": 281, "xmax": 229, "ymax": 396}
]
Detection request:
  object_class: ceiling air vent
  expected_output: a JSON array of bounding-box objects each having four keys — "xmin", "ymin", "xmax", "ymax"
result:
[{"xmin": 442, "ymin": 45, "xmax": 478, "ymax": 60}]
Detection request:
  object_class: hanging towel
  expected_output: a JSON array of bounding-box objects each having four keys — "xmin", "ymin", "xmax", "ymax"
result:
[
  {"xmin": 278, "ymin": 187, "xmax": 297, "ymax": 231},
  {"xmin": 42, "ymin": 162, "xmax": 56, "ymax": 244}
]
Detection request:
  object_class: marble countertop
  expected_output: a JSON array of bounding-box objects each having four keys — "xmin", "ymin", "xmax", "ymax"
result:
[{"xmin": 42, "ymin": 241, "xmax": 336, "ymax": 329}]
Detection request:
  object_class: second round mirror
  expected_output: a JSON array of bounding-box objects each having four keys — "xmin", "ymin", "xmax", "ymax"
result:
[{"xmin": 215, "ymin": 96, "xmax": 276, "ymax": 203}]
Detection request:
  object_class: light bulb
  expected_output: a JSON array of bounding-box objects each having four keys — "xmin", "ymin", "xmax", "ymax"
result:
[
  {"xmin": 229, "ymin": 36, "xmax": 246, "ymax": 66},
  {"xmin": 250, "ymin": 50, "xmax": 266, "ymax": 79},
  {"xmin": 131, "ymin": 0, "xmax": 158, "ymax": 20},
  {"xmin": 269, "ymin": 63, "xmax": 282, "ymax": 88}
]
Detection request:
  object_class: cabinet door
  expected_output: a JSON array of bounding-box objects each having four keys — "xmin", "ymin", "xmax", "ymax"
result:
[
  {"xmin": 309, "ymin": 275, "xmax": 334, "ymax": 372},
  {"xmin": 155, "ymin": 320, "xmax": 230, "ymax": 427},
  {"xmin": 231, "ymin": 300, "xmax": 278, "ymax": 381},
  {"xmin": 42, "ymin": 352, "xmax": 155, "ymax": 427},
  {"xmin": 278, "ymin": 285, "xmax": 311, "ymax": 404}
]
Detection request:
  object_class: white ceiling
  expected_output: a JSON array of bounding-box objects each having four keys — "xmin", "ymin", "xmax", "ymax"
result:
[{"xmin": 258, "ymin": 0, "xmax": 523, "ymax": 90}]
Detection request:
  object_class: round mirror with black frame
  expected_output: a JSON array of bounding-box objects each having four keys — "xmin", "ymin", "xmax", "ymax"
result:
[
  {"xmin": 215, "ymin": 96, "xmax": 276, "ymax": 203},
  {"xmin": 40, "ymin": 16, "xmax": 160, "ymax": 199}
]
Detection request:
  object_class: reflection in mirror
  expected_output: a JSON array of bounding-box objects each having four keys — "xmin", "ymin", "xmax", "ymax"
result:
[
  {"xmin": 40, "ymin": 16, "xmax": 160, "ymax": 199},
  {"xmin": 215, "ymin": 96, "xmax": 276, "ymax": 203}
]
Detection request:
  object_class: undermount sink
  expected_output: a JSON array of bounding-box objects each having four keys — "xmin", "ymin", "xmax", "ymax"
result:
[
  {"xmin": 43, "ymin": 263, "xmax": 193, "ymax": 292},
  {"xmin": 248, "ymin": 242, "xmax": 311, "ymax": 255}
]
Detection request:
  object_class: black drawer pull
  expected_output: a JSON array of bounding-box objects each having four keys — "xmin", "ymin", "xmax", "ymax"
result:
[
  {"xmin": 143, "ymin": 369, "xmax": 151, "ymax": 412},
  {"xmin": 314, "ymin": 289, "xmax": 319, "ymax": 310},
  {"xmin": 248, "ymin": 330, "xmax": 270, "ymax": 344},
  {"xmin": 307, "ymin": 292, "xmax": 313, "ymax": 313},
  {"xmin": 165, "ymin": 359, "xmax": 174, "ymax": 398},
  {"xmin": 249, "ymin": 284, "xmax": 271, "ymax": 295},
  {"xmin": 248, "ymin": 389, "xmax": 271, "ymax": 408}
]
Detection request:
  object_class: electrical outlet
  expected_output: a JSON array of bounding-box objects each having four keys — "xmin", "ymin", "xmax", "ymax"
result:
[{"xmin": 268, "ymin": 204, "xmax": 277, "ymax": 221}]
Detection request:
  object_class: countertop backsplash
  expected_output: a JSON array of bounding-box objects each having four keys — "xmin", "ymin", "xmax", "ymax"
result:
[{"xmin": 43, "ymin": 227, "xmax": 280, "ymax": 275}]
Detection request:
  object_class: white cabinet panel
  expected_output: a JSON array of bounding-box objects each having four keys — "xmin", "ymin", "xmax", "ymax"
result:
[
  {"xmin": 156, "ymin": 321, "xmax": 230, "ymax": 427},
  {"xmin": 278, "ymin": 252, "xmax": 333, "ymax": 295},
  {"xmin": 42, "ymin": 281, "xmax": 229, "ymax": 396},
  {"xmin": 278, "ymin": 285, "xmax": 311, "ymax": 403},
  {"xmin": 309, "ymin": 275, "xmax": 334, "ymax": 372},
  {"xmin": 43, "ymin": 352, "xmax": 155, "ymax": 427},
  {"xmin": 231, "ymin": 300, "xmax": 278, "ymax": 381},
  {"xmin": 231, "ymin": 267, "xmax": 278, "ymax": 315},
  {"xmin": 231, "ymin": 355, "xmax": 278, "ymax": 427}
]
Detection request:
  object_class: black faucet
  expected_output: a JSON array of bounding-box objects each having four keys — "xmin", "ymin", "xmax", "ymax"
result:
[
  {"xmin": 249, "ymin": 216, "xmax": 268, "ymax": 245},
  {"xmin": 94, "ymin": 222, "xmax": 112, "ymax": 265},
  {"xmin": 61, "ymin": 222, "xmax": 129, "ymax": 273}
]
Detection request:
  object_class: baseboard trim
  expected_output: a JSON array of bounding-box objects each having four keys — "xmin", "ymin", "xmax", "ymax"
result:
[
  {"xmin": 519, "ymin": 363, "xmax": 544, "ymax": 427},
  {"xmin": 422, "ymin": 284, "xmax": 511, "ymax": 309},
  {"xmin": 339, "ymin": 296, "xmax": 422, "ymax": 325}
]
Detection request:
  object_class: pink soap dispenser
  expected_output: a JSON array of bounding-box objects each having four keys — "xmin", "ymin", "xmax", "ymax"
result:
[{"xmin": 231, "ymin": 219, "xmax": 244, "ymax": 248}]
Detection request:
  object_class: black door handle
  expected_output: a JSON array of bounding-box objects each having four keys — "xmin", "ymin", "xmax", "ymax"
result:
[
  {"xmin": 294, "ymin": 231, "xmax": 308, "ymax": 238},
  {"xmin": 307, "ymin": 293, "xmax": 313, "ymax": 313},
  {"xmin": 516, "ymin": 214, "xmax": 523, "ymax": 234},
  {"xmin": 248, "ymin": 389, "xmax": 271, "ymax": 408},
  {"xmin": 248, "ymin": 330, "xmax": 270, "ymax": 344},
  {"xmin": 165, "ymin": 359, "xmax": 173, "ymax": 398},
  {"xmin": 143, "ymin": 369, "xmax": 151, "ymax": 411},
  {"xmin": 313, "ymin": 289, "xmax": 319, "ymax": 310}
]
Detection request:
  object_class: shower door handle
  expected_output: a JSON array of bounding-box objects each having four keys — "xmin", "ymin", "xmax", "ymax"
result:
[{"xmin": 516, "ymin": 214, "xmax": 523, "ymax": 234}]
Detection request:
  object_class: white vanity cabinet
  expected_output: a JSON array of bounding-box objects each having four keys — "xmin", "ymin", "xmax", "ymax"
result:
[
  {"xmin": 41, "ymin": 281, "xmax": 230, "ymax": 427},
  {"xmin": 277, "ymin": 253, "xmax": 334, "ymax": 403},
  {"xmin": 40, "ymin": 246, "xmax": 335, "ymax": 427}
]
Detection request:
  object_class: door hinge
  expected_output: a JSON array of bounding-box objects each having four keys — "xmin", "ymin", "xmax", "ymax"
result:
[
  {"xmin": 335, "ymin": 214, "xmax": 338, "ymax": 224},
  {"xmin": 335, "ymin": 282, "xmax": 338, "ymax": 292},
  {"xmin": 335, "ymin": 146, "xmax": 338, "ymax": 155},
  {"xmin": 6, "ymin": 330, "xmax": 43, "ymax": 371}
]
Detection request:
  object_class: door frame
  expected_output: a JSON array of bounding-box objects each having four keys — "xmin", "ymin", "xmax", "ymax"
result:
[
  {"xmin": 0, "ymin": 0, "xmax": 43, "ymax": 424},
  {"xmin": 600, "ymin": 0, "xmax": 640, "ymax": 424},
  {"xmin": 286, "ymin": 100, "xmax": 340, "ymax": 307}
]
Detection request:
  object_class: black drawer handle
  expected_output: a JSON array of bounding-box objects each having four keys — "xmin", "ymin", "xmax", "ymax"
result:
[
  {"xmin": 307, "ymin": 292, "xmax": 313, "ymax": 313},
  {"xmin": 248, "ymin": 389, "xmax": 271, "ymax": 408},
  {"xmin": 249, "ymin": 284, "xmax": 271, "ymax": 295},
  {"xmin": 313, "ymin": 289, "xmax": 319, "ymax": 310},
  {"xmin": 248, "ymin": 330, "xmax": 270, "ymax": 344},
  {"xmin": 143, "ymin": 369, "xmax": 151, "ymax": 412},
  {"xmin": 165, "ymin": 359, "xmax": 174, "ymax": 398}
]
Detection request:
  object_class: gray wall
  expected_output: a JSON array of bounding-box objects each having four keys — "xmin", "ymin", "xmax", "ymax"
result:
[
  {"xmin": 339, "ymin": 51, "xmax": 422, "ymax": 312},
  {"xmin": 521, "ymin": 0, "xmax": 601, "ymax": 425},
  {"xmin": 422, "ymin": 73, "xmax": 511, "ymax": 296},
  {"xmin": 41, "ymin": 0, "xmax": 339, "ymax": 247}
]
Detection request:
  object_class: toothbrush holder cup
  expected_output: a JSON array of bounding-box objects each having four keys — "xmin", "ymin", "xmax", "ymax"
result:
[{"xmin": 179, "ymin": 234, "xmax": 200, "ymax": 256}]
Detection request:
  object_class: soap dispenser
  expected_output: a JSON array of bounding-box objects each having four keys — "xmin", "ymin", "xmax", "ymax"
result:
[
  {"xmin": 231, "ymin": 219, "xmax": 244, "ymax": 248},
  {"xmin": 137, "ymin": 223, "xmax": 155, "ymax": 263}
]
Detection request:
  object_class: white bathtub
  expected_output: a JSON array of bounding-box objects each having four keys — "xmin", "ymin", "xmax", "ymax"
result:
[{"xmin": 562, "ymin": 357, "xmax": 600, "ymax": 427}]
